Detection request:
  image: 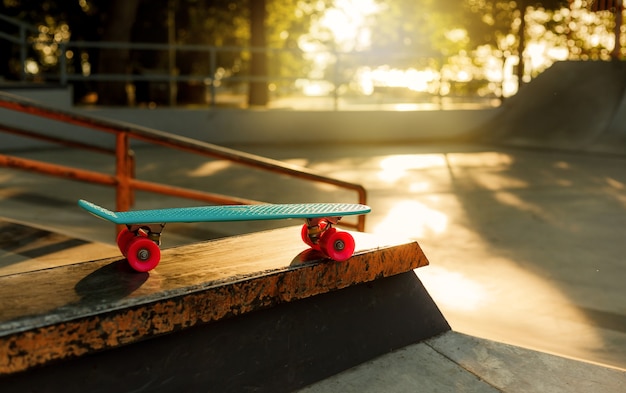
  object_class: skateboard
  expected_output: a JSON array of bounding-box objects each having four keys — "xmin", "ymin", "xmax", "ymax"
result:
[{"xmin": 78, "ymin": 199, "xmax": 371, "ymax": 272}]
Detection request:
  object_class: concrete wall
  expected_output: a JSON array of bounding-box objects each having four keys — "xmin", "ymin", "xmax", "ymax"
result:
[{"xmin": 0, "ymin": 87, "xmax": 498, "ymax": 150}]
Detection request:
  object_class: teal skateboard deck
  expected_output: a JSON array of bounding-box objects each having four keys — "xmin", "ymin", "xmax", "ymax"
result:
[{"xmin": 78, "ymin": 199, "xmax": 370, "ymax": 272}]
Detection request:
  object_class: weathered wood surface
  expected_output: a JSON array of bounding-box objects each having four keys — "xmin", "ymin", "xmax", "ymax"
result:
[
  {"xmin": 0, "ymin": 219, "xmax": 118, "ymax": 276},
  {"xmin": 0, "ymin": 226, "xmax": 429, "ymax": 375}
]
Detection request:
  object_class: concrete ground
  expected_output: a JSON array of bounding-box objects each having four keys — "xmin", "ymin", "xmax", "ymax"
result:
[
  {"xmin": 1, "ymin": 141, "xmax": 625, "ymax": 379},
  {"xmin": 299, "ymin": 330, "xmax": 626, "ymax": 393}
]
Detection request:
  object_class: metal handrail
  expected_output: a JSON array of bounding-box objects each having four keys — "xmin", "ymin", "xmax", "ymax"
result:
[
  {"xmin": 0, "ymin": 12, "xmax": 503, "ymax": 110},
  {"xmin": 0, "ymin": 14, "xmax": 38, "ymax": 81},
  {"xmin": 0, "ymin": 91, "xmax": 367, "ymax": 231}
]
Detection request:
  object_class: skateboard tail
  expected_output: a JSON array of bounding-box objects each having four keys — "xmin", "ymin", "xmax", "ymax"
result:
[{"xmin": 78, "ymin": 199, "xmax": 123, "ymax": 224}]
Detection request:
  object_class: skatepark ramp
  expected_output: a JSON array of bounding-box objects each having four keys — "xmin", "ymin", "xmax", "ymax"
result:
[
  {"xmin": 0, "ymin": 227, "xmax": 443, "ymax": 391},
  {"xmin": 474, "ymin": 60, "xmax": 626, "ymax": 155}
]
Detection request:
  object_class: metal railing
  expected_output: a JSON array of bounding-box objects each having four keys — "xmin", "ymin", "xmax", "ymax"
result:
[
  {"xmin": 0, "ymin": 14, "xmax": 38, "ymax": 81},
  {"xmin": 0, "ymin": 91, "xmax": 367, "ymax": 231},
  {"xmin": 0, "ymin": 13, "xmax": 502, "ymax": 110}
]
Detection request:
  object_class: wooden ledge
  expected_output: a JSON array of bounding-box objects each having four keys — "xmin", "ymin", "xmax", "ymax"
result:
[{"xmin": 0, "ymin": 226, "xmax": 429, "ymax": 375}]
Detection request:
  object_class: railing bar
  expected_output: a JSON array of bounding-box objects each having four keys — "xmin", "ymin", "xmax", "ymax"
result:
[
  {"xmin": 357, "ymin": 215, "xmax": 365, "ymax": 232},
  {"xmin": 0, "ymin": 154, "xmax": 117, "ymax": 186},
  {"xmin": 129, "ymin": 179, "xmax": 264, "ymax": 206},
  {"xmin": 0, "ymin": 92, "xmax": 368, "ymax": 229},
  {"xmin": 0, "ymin": 93, "xmax": 366, "ymax": 198},
  {"xmin": 0, "ymin": 153, "xmax": 365, "ymax": 230},
  {"xmin": 132, "ymin": 132, "xmax": 366, "ymax": 191},
  {"xmin": 0, "ymin": 153, "xmax": 363, "ymax": 229},
  {"xmin": 136, "ymin": 134, "xmax": 369, "ymax": 209},
  {"xmin": 0, "ymin": 154, "xmax": 267, "ymax": 207},
  {"xmin": 0, "ymin": 123, "xmax": 114, "ymax": 155},
  {"xmin": 0, "ymin": 31, "xmax": 22, "ymax": 44},
  {"xmin": 0, "ymin": 14, "xmax": 38, "ymax": 31},
  {"xmin": 54, "ymin": 74, "xmax": 311, "ymax": 83}
]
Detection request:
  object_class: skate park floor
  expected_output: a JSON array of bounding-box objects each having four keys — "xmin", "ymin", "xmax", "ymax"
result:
[{"xmin": 1, "ymin": 141, "xmax": 625, "ymax": 378}]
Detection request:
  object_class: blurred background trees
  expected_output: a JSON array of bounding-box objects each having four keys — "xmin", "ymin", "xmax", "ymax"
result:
[{"xmin": 0, "ymin": 0, "xmax": 622, "ymax": 106}]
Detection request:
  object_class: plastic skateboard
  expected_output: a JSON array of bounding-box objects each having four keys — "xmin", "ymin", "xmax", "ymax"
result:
[{"xmin": 78, "ymin": 199, "xmax": 371, "ymax": 272}]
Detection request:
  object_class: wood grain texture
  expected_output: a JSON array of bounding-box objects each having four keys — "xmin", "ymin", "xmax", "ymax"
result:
[{"xmin": 0, "ymin": 227, "xmax": 428, "ymax": 374}]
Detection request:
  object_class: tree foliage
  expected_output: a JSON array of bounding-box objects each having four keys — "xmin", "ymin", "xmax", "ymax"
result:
[
  {"xmin": 1, "ymin": 0, "xmax": 619, "ymax": 103},
  {"xmin": 1, "ymin": 0, "xmax": 326, "ymax": 104}
]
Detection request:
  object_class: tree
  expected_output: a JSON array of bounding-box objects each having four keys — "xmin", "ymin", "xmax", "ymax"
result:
[
  {"xmin": 174, "ymin": 0, "xmax": 250, "ymax": 105},
  {"xmin": 248, "ymin": 0, "xmax": 268, "ymax": 106},
  {"xmin": 590, "ymin": 0, "xmax": 624, "ymax": 58},
  {"xmin": 0, "ymin": 0, "xmax": 97, "ymax": 81},
  {"xmin": 96, "ymin": 0, "xmax": 142, "ymax": 105},
  {"xmin": 517, "ymin": 1, "xmax": 571, "ymax": 84},
  {"xmin": 462, "ymin": 0, "xmax": 570, "ymax": 86},
  {"xmin": 367, "ymin": 0, "xmax": 459, "ymax": 62},
  {"xmin": 248, "ymin": 0, "xmax": 328, "ymax": 106}
]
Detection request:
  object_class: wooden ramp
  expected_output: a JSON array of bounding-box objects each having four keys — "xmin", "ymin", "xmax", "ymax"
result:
[{"xmin": 0, "ymin": 226, "xmax": 449, "ymax": 392}]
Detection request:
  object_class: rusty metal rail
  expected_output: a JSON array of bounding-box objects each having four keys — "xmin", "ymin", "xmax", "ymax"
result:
[{"xmin": 0, "ymin": 91, "xmax": 367, "ymax": 231}]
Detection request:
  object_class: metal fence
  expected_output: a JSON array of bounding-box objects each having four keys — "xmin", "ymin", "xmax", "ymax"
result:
[{"xmin": 0, "ymin": 13, "xmax": 502, "ymax": 110}]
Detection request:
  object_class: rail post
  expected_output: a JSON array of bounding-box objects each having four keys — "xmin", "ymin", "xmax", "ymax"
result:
[
  {"xmin": 19, "ymin": 24, "xmax": 26, "ymax": 81},
  {"xmin": 115, "ymin": 132, "xmax": 132, "ymax": 213},
  {"xmin": 209, "ymin": 47, "xmax": 216, "ymax": 107},
  {"xmin": 59, "ymin": 42, "xmax": 68, "ymax": 86}
]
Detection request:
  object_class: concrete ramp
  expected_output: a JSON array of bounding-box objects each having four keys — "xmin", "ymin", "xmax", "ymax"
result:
[
  {"xmin": 596, "ymin": 75, "xmax": 626, "ymax": 153},
  {"xmin": 478, "ymin": 61, "xmax": 626, "ymax": 154}
]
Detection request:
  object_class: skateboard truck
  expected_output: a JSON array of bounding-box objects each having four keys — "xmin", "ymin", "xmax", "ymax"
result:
[
  {"xmin": 126, "ymin": 223, "xmax": 165, "ymax": 245},
  {"xmin": 303, "ymin": 217, "xmax": 341, "ymax": 245}
]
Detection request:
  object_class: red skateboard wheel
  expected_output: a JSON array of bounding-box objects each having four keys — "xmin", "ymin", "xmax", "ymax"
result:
[
  {"xmin": 116, "ymin": 228, "xmax": 135, "ymax": 256},
  {"xmin": 320, "ymin": 228, "xmax": 355, "ymax": 262},
  {"xmin": 126, "ymin": 237, "xmax": 161, "ymax": 272}
]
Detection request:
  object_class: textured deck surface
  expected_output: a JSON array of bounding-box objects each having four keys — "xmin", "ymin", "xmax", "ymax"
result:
[{"xmin": 78, "ymin": 199, "xmax": 370, "ymax": 225}]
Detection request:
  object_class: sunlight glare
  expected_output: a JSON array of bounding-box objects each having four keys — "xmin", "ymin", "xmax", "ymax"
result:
[
  {"xmin": 25, "ymin": 60, "xmax": 39, "ymax": 75},
  {"xmin": 445, "ymin": 28, "xmax": 468, "ymax": 43},
  {"xmin": 605, "ymin": 177, "xmax": 625, "ymax": 190},
  {"xmin": 494, "ymin": 191, "xmax": 555, "ymax": 225},
  {"xmin": 303, "ymin": 0, "xmax": 380, "ymax": 53},
  {"xmin": 283, "ymin": 158, "xmax": 310, "ymax": 167},
  {"xmin": 188, "ymin": 160, "xmax": 232, "ymax": 177},
  {"xmin": 447, "ymin": 152, "xmax": 513, "ymax": 167},
  {"xmin": 296, "ymin": 79, "xmax": 334, "ymax": 96},
  {"xmin": 357, "ymin": 66, "xmax": 439, "ymax": 95},
  {"xmin": 526, "ymin": 42, "xmax": 549, "ymax": 70},
  {"xmin": 373, "ymin": 200, "xmax": 448, "ymax": 239},
  {"xmin": 378, "ymin": 154, "xmax": 446, "ymax": 183},
  {"xmin": 391, "ymin": 103, "xmax": 423, "ymax": 111},
  {"xmin": 418, "ymin": 266, "xmax": 488, "ymax": 312},
  {"xmin": 409, "ymin": 182, "xmax": 431, "ymax": 193}
]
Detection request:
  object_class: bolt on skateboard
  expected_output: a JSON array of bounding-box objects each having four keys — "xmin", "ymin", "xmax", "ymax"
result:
[{"xmin": 78, "ymin": 199, "xmax": 371, "ymax": 272}]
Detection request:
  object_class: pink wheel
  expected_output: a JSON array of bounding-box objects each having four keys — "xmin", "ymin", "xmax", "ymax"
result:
[
  {"xmin": 301, "ymin": 221, "xmax": 330, "ymax": 251},
  {"xmin": 320, "ymin": 229, "xmax": 355, "ymax": 262},
  {"xmin": 301, "ymin": 224, "xmax": 315, "ymax": 248},
  {"xmin": 116, "ymin": 228, "xmax": 135, "ymax": 256},
  {"xmin": 126, "ymin": 237, "xmax": 161, "ymax": 272}
]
